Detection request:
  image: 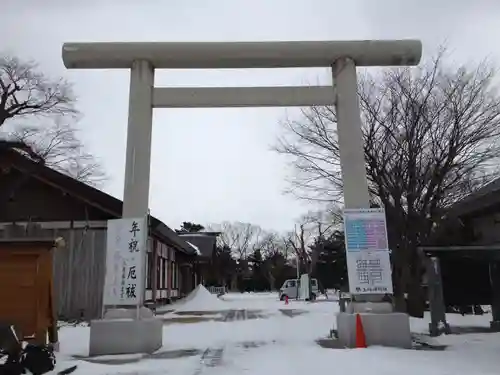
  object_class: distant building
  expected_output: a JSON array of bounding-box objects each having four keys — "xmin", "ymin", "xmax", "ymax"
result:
[{"xmin": 176, "ymin": 231, "xmax": 221, "ymax": 284}]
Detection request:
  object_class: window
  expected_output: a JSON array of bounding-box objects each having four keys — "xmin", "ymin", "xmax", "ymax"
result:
[
  {"xmin": 160, "ymin": 258, "xmax": 167, "ymax": 289},
  {"xmin": 172, "ymin": 261, "xmax": 178, "ymax": 289},
  {"xmin": 146, "ymin": 252, "xmax": 153, "ymax": 289},
  {"xmin": 287, "ymin": 280, "xmax": 296, "ymax": 288},
  {"xmin": 175, "ymin": 262, "xmax": 178, "ymax": 289},
  {"xmin": 171, "ymin": 260, "xmax": 176, "ymax": 289},
  {"xmin": 156, "ymin": 256, "xmax": 161, "ymax": 289}
]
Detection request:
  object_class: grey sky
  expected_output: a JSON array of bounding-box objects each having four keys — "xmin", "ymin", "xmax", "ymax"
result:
[{"xmin": 3, "ymin": 0, "xmax": 499, "ymax": 232}]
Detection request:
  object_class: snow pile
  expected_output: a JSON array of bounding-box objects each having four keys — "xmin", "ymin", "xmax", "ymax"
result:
[{"xmin": 174, "ymin": 284, "xmax": 226, "ymax": 312}]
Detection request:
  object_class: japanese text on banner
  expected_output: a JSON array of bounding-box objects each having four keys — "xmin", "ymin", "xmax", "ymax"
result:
[{"xmin": 103, "ymin": 217, "xmax": 147, "ymax": 306}]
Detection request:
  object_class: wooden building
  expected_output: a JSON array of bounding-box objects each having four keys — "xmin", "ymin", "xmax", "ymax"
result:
[
  {"xmin": 0, "ymin": 149, "xmax": 198, "ymax": 321},
  {"xmin": 177, "ymin": 231, "xmax": 220, "ymax": 286},
  {"xmin": 422, "ymin": 177, "xmax": 500, "ymax": 332}
]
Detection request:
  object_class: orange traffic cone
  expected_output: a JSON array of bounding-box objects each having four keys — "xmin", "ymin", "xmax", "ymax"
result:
[
  {"xmin": 285, "ymin": 295, "xmax": 289, "ymax": 305},
  {"xmin": 355, "ymin": 313, "xmax": 367, "ymax": 348}
]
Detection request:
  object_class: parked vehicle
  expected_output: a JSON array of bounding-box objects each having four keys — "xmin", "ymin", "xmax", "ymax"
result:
[{"xmin": 279, "ymin": 278, "xmax": 319, "ymax": 301}]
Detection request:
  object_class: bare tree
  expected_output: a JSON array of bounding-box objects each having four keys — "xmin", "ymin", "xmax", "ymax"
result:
[
  {"xmin": 0, "ymin": 53, "xmax": 106, "ymax": 186},
  {"xmin": 208, "ymin": 221, "xmax": 263, "ymax": 259},
  {"xmin": 0, "ymin": 55, "xmax": 76, "ymax": 126},
  {"xmin": 302, "ymin": 206, "xmax": 343, "ymax": 238},
  {"xmin": 275, "ymin": 51, "xmax": 500, "ymax": 316},
  {"xmin": 284, "ymin": 208, "xmax": 343, "ymax": 277},
  {"xmin": 255, "ymin": 231, "xmax": 286, "ymax": 290},
  {"xmin": 285, "ymin": 214, "xmax": 316, "ymax": 275},
  {"xmin": 8, "ymin": 120, "xmax": 106, "ymax": 186}
]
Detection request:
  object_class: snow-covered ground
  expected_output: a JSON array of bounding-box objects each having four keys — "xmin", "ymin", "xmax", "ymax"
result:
[{"xmin": 56, "ymin": 291, "xmax": 500, "ymax": 375}]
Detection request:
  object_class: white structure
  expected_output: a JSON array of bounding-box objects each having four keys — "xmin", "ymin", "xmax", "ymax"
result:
[{"xmin": 62, "ymin": 40, "xmax": 421, "ymax": 352}]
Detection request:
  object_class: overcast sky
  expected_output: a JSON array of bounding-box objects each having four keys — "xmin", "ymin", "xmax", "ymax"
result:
[{"xmin": 3, "ymin": 0, "xmax": 499, "ymax": 232}]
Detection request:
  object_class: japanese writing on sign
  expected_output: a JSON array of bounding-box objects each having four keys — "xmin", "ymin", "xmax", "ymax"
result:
[
  {"xmin": 125, "ymin": 265, "xmax": 137, "ymax": 299},
  {"xmin": 120, "ymin": 261, "xmax": 126, "ymax": 299},
  {"xmin": 356, "ymin": 258, "xmax": 383, "ymax": 285},
  {"xmin": 129, "ymin": 220, "xmax": 141, "ymax": 252},
  {"xmin": 103, "ymin": 217, "xmax": 147, "ymax": 306},
  {"xmin": 343, "ymin": 208, "xmax": 389, "ymax": 252},
  {"xmin": 354, "ymin": 286, "xmax": 390, "ymax": 293},
  {"xmin": 343, "ymin": 208, "xmax": 393, "ymax": 295},
  {"xmin": 345, "ymin": 247, "xmax": 394, "ymax": 295}
]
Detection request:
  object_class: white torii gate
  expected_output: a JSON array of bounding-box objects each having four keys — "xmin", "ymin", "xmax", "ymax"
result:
[{"xmin": 62, "ymin": 40, "xmax": 421, "ymax": 354}]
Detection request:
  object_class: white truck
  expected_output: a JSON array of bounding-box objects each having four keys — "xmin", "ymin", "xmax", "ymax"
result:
[{"xmin": 279, "ymin": 277, "xmax": 319, "ymax": 301}]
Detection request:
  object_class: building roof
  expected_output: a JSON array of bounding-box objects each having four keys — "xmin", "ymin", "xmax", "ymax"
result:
[
  {"xmin": 176, "ymin": 231, "xmax": 221, "ymax": 237},
  {"xmin": 177, "ymin": 232, "xmax": 218, "ymax": 258},
  {"xmin": 448, "ymin": 177, "xmax": 500, "ymax": 218},
  {"xmin": 419, "ymin": 245, "xmax": 500, "ymax": 261},
  {"xmin": 0, "ymin": 149, "xmax": 196, "ymax": 255}
]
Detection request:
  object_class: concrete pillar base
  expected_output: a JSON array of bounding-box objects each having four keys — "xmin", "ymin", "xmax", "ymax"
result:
[
  {"xmin": 345, "ymin": 301, "xmax": 393, "ymax": 314},
  {"xmin": 89, "ymin": 318, "xmax": 163, "ymax": 356},
  {"xmin": 104, "ymin": 307, "xmax": 154, "ymax": 319},
  {"xmin": 336, "ymin": 311, "xmax": 412, "ymax": 349}
]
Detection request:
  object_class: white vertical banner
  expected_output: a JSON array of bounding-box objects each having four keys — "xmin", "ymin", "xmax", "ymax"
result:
[
  {"xmin": 343, "ymin": 208, "xmax": 393, "ymax": 295},
  {"xmin": 103, "ymin": 217, "xmax": 147, "ymax": 306}
]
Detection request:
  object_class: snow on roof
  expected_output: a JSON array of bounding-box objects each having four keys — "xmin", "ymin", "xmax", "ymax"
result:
[
  {"xmin": 178, "ymin": 232, "xmax": 220, "ymax": 237},
  {"xmin": 186, "ymin": 241, "xmax": 201, "ymax": 256}
]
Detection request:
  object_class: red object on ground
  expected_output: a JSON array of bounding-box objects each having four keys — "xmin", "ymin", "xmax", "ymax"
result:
[
  {"xmin": 285, "ymin": 296, "xmax": 289, "ymax": 305},
  {"xmin": 355, "ymin": 313, "xmax": 367, "ymax": 348}
]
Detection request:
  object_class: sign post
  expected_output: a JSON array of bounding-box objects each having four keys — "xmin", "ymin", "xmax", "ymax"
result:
[{"xmin": 343, "ymin": 208, "xmax": 393, "ymax": 295}]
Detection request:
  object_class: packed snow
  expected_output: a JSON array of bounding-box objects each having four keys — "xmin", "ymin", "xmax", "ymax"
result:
[
  {"xmin": 173, "ymin": 284, "xmax": 226, "ymax": 312},
  {"xmin": 56, "ymin": 292, "xmax": 500, "ymax": 375}
]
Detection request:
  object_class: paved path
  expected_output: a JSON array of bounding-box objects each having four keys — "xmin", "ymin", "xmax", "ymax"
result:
[{"xmin": 222, "ymin": 309, "xmax": 248, "ymax": 321}]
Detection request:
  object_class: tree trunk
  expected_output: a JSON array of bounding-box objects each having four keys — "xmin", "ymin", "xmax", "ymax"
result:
[
  {"xmin": 406, "ymin": 277, "xmax": 425, "ymax": 317},
  {"xmin": 231, "ymin": 275, "xmax": 238, "ymax": 291},
  {"xmin": 406, "ymin": 248, "xmax": 425, "ymax": 317},
  {"xmin": 393, "ymin": 264, "xmax": 407, "ymax": 312},
  {"xmin": 269, "ymin": 272, "xmax": 275, "ymax": 291}
]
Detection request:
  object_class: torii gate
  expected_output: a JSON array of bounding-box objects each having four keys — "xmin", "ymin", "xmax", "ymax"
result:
[{"xmin": 63, "ymin": 40, "xmax": 421, "ymax": 354}]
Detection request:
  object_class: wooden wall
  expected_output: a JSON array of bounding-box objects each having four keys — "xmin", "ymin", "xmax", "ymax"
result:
[
  {"xmin": 53, "ymin": 227, "xmax": 107, "ymax": 321},
  {"xmin": 0, "ymin": 222, "xmax": 107, "ymax": 321},
  {"xmin": 0, "ymin": 221, "xmax": 197, "ymax": 321}
]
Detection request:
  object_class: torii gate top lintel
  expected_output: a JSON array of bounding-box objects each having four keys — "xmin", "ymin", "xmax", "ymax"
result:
[{"xmin": 62, "ymin": 39, "xmax": 422, "ymax": 70}]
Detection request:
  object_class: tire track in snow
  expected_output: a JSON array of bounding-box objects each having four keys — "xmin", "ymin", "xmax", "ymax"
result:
[{"xmin": 192, "ymin": 309, "xmax": 248, "ymax": 375}]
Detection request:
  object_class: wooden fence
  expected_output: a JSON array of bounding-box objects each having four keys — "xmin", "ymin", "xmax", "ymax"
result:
[
  {"xmin": 207, "ymin": 286, "xmax": 227, "ymax": 295},
  {"xmin": 0, "ymin": 222, "xmax": 107, "ymax": 321}
]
